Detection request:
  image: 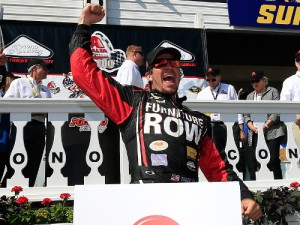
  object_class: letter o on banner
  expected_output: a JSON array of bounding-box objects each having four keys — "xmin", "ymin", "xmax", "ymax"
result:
[
  {"xmin": 13, "ymin": 153, "xmax": 25, "ymax": 164},
  {"xmin": 258, "ymin": 149, "xmax": 269, "ymax": 159},
  {"xmin": 89, "ymin": 151, "xmax": 101, "ymax": 162}
]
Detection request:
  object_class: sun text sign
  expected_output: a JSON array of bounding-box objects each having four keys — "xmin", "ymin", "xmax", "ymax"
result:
[{"xmin": 228, "ymin": 0, "xmax": 300, "ymax": 29}]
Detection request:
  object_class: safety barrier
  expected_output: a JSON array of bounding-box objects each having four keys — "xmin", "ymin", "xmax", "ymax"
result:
[{"xmin": 0, "ymin": 99, "xmax": 299, "ymax": 200}]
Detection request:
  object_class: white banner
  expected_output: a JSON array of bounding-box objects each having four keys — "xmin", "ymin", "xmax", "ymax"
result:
[{"xmin": 74, "ymin": 182, "xmax": 242, "ymax": 225}]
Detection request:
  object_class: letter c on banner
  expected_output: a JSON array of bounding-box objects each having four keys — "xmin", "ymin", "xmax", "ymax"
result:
[{"xmin": 227, "ymin": 149, "xmax": 238, "ymax": 160}]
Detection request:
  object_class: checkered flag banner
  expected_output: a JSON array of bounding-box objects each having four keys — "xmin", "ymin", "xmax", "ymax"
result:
[
  {"xmin": 90, "ymin": 31, "xmax": 126, "ymax": 73},
  {"xmin": 110, "ymin": 50, "xmax": 126, "ymax": 68}
]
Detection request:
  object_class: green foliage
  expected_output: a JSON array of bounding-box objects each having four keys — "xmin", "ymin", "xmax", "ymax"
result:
[
  {"xmin": 0, "ymin": 187, "xmax": 73, "ymax": 225},
  {"xmin": 32, "ymin": 203, "xmax": 73, "ymax": 224},
  {"xmin": 244, "ymin": 185, "xmax": 300, "ymax": 225},
  {"xmin": 47, "ymin": 203, "xmax": 73, "ymax": 223},
  {"xmin": 2, "ymin": 201, "xmax": 73, "ymax": 225},
  {"xmin": 0, "ymin": 195, "xmax": 34, "ymax": 225}
]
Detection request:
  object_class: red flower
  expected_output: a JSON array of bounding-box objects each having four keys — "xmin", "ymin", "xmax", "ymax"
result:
[
  {"xmin": 16, "ymin": 196, "xmax": 29, "ymax": 205},
  {"xmin": 11, "ymin": 186, "xmax": 23, "ymax": 195},
  {"xmin": 60, "ymin": 193, "xmax": 71, "ymax": 200},
  {"xmin": 290, "ymin": 182, "xmax": 300, "ymax": 189},
  {"xmin": 41, "ymin": 198, "xmax": 52, "ymax": 206}
]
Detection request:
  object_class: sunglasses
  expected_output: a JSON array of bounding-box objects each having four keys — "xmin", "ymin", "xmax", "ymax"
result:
[
  {"xmin": 133, "ymin": 51, "xmax": 144, "ymax": 56},
  {"xmin": 296, "ymin": 58, "xmax": 300, "ymax": 63},
  {"xmin": 251, "ymin": 79, "xmax": 261, "ymax": 84},
  {"xmin": 153, "ymin": 58, "xmax": 180, "ymax": 69},
  {"xmin": 206, "ymin": 78, "xmax": 216, "ymax": 82}
]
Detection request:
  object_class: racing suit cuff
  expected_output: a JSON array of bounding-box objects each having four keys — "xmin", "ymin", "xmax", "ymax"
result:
[
  {"xmin": 241, "ymin": 189, "xmax": 254, "ymax": 200},
  {"xmin": 75, "ymin": 24, "xmax": 91, "ymax": 34}
]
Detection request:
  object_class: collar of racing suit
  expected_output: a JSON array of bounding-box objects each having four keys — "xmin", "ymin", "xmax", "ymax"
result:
[{"xmin": 151, "ymin": 89, "xmax": 187, "ymax": 106}]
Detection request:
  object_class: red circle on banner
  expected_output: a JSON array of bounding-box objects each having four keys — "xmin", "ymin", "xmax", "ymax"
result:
[{"xmin": 133, "ymin": 215, "xmax": 179, "ymax": 225}]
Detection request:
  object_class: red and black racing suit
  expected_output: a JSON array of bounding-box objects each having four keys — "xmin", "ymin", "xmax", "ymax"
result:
[{"xmin": 69, "ymin": 24, "xmax": 253, "ymax": 200}]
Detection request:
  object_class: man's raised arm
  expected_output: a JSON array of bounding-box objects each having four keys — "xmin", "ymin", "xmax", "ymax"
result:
[{"xmin": 78, "ymin": 3, "xmax": 105, "ymax": 26}]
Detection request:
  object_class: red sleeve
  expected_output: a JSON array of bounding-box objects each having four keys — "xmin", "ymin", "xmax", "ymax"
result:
[
  {"xmin": 198, "ymin": 134, "xmax": 254, "ymax": 200},
  {"xmin": 70, "ymin": 47, "xmax": 133, "ymax": 125},
  {"xmin": 198, "ymin": 135, "xmax": 229, "ymax": 182}
]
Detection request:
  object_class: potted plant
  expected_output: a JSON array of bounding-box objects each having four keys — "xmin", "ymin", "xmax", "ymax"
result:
[
  {"xmin": 243, "ymin": 181, "xmax": 300, "ymax": 225},
  {"xmin": 0, "ymin": 186, "xmax": 73, "ymax": 225}
]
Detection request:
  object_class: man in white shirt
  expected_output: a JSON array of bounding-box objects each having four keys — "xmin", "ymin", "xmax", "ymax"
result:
[
  {"xmin": 115, "ymin": 45, "xmax": 144, "ymax": 88},
  {"xmin": 197, "ymin": 67, "xmax": 245, "ymax": 153},
  {"xmin": 4, "ymin": 58, "xmax": 52, "ymax": 187},
  {"xmin": 0, "ymin": 49, "xmax": 6, "ymax": 97},
  {"xmin": 0, "ymin": 71, "xmax": 5, "ymax": 97},
  {"xmin": 5, "ymin": 58, "xmax": 51, "ymax": 99},
  {"xmin": 280, "ymin": 49, "xmax": 300, "ymax": 148}
]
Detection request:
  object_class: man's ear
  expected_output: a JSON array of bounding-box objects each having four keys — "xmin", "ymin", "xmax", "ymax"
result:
[{"xmin": 145, "ymin": 71, "xmax": 152, "ymax": 82}]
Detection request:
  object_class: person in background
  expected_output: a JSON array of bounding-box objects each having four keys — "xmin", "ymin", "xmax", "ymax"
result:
[
  {"xmin": 196, "ymin": 67, "xmax": 245, "ymax": 154},
  {"xmin": 0, "ymin": 53, "xmax": 9, "ymax": 187},
  {"xmin": 0, "ymin": 50, "xmax": 15, "ymax": 187},
  {"xmin": 0, "ymin": 49, "xmax": 6, "ymax": 96},
  {"xmin": 0, "ymin": 101, "xmax": 11, "ymax": 188},
  {"xmin": 3, "ymin": 58, "xmax": 52, "ymax": 187},
  {"xmin": 115, "ymin": 45, "xmax": 144, "ymax": 88},
  {"xmin": 245, "ymin": 71, "xmax": 286, "ymax": 180},
  {"xmin": 69, "ymin": 3, "xmax": 262, "ymax": 221},
  {"xmin": 4, "ymin": 71, "xmax": 21, "ymax": 93},
  {"xmin": 0, "ymin": 71, "xmax": 20, "ymax": 187},
  {"xmin": 280, "ymin": 50, "xmax": 300, "ymax": 150},
  {"xmin": 0, "ymin": 76, "xmax": 5, "ymax": 96},
  {"xmin": 232, "ymin": 88, "xmax": 258, "ymax": 181},
  {"xmin": 0, "ymin": 76, "xmax": 5, "ymax": 97}
]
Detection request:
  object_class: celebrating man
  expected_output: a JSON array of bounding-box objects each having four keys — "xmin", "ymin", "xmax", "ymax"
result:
[{"xmin": 69, "ymin": 3, "xmax": 262, "ymax": 221}]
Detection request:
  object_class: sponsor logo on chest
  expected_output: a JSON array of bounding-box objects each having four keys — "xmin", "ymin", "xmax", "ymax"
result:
[{"xmin": 143, "ymin": 102, "xmax": 203, "ymax": 145}]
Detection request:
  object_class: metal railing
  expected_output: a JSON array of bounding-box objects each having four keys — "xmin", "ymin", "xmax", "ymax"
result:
[{"xmin": 0, "ymin": 99, "xmax": 299, "ymax": 200}]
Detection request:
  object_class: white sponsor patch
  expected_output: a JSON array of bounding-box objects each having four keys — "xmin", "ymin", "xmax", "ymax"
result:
[
  {"xmin": 151, "ymin": 154, "xmax": 168, "ymax": 166},
  {"xmin": 149, "ymin": 140, "xmax": 168, "ymax": 151}
]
